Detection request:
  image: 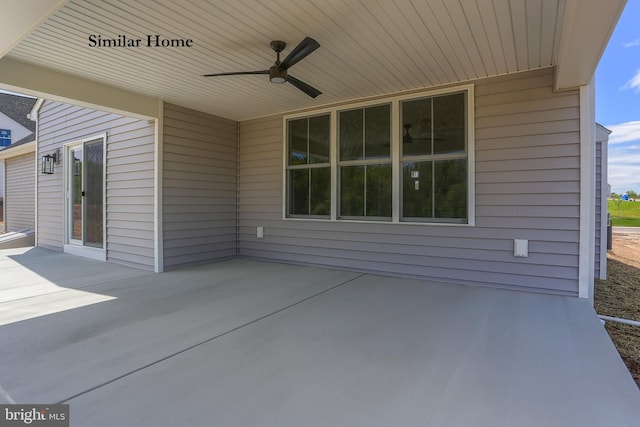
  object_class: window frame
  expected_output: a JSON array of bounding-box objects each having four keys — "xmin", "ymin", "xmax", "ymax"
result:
[
  {"xmin": 337, "ymin": 103, "xmax": 393, "ymax": 221},
  {"xmin": 400, "ymin": 91, "xmax": 469, "ymax": 223},
  {"xmin": 282, "ymin": 84, "xmax": 475, "ymax": 226},
  {"xmin": 284, "ymin": 113, "xmax": 331, "ymax": 219}
]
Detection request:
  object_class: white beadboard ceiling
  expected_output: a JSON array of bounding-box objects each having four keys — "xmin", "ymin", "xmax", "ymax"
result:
[{"xmin": 2, "ymin": 0, "xmax": 624, "ymax": 121}]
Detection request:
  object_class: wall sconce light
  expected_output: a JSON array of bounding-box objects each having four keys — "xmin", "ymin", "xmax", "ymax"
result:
[
  {"xmin": 73, "ymin": 157, "xmax": 81, "ymax": 176},
  {"xmin": 41, "ymin": 152, "xmax": 57, "ymax": 174},
  {"xmin": 403, "ymin": 123, "xmax": 413, "ymax": 144}
]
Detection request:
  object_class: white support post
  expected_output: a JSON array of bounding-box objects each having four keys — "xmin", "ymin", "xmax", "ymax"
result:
[
  {"xmin": 578, "ymin": 82, "xmax": 596, "ymax": 299},
  {"xmin": 154, "ymin": 101, "xmax": 164, "ymax": 273}
]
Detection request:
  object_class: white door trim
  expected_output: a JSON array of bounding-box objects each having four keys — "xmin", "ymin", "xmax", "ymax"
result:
[{"xmin": 63, "ymin": 134, "xmax": 107, "ymax": 261}]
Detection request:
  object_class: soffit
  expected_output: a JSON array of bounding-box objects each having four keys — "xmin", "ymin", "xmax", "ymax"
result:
[{"xmin": 2, "ymin": 0, "xmax": 620, "ymax": 121}]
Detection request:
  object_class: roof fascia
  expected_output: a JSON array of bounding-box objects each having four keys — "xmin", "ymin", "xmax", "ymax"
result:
[{"xmin": 554, "ymin": 0, "xmax": 627, "ymax": 91}]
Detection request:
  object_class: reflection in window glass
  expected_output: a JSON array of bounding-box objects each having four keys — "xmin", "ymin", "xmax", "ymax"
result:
[
  {"xmin": 401, "ymin": 98, "xmax": 431, "ymax": 156},
  {"xmin": 433, "ymin": 93, "xmax": 465, "ymax": 155},
  {"xmin": 340, "ymin": 164, "xmax": 391, "ymax": 218},
  {"xmin": 340, "ymin": 105, "xmax": 391, "ymax": 161},
  {"xmin": 308, "ymin": 115, "xmax": 330, "ymax": 164},
  {"xmin": 285, "ymin": 88, "xmax": 469, "ymax": 223},
  {"xmin": 401, "ymin": 91, "xmax": 467, "ymax": 222},
  {"xmin": 289, "ymin": 169, "xmax": 309, "ymax": 215},
  {"xmin": 288, "ymin": 114, "xmax": 330, "ymax": 165},
  {"xmin": 402, "ymin": 161, "xmax": 433, "ymax": 218},
  {"xmin": 286, "ymin": 114, "xmax": 331, "ymax": 218},
  {"xmin": 288, "ymin": 119, "xmax": 307, "ymax": 165},
  {"xmin": 71, "ymin": 147, "xmax": 83, "ymax": 241},
  {"xmin": 364, "ymin": 104, "xmax": 391, "ymax": 159},
  {"xmin": 84, "ymin": 140, "xmax": 104, "ymax": 248},
  {"xmin": 340, "ymin": 165, "xmax": 364, "ymax": 216},
  {"xmin": 365, "ymin": 164, "xmax": 392, "ymax": 217},
  {"xmin": 339, "ymin": 109, "xmax": 364, "ymax": 161},
  {"xmin": 288, "ymin": 167, "xmax": 330, "ymax": 217},
  {"xmin": 434, "ymin": 159, "xmax": 467, "ymax": 219},
  {"xmin": 310, "ymin": 167, "xmax": 331, "ymax": 215}
]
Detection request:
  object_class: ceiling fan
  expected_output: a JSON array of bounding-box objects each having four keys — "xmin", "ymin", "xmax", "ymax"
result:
[{"xmin": 203, "ymin": 37, "xmax": 322, "ymax": 98}]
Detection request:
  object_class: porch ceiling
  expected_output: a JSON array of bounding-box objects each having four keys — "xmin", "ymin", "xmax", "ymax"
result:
[{"xmin": 0, "ymin": 0, "xmax": 626, "ymax": 121}]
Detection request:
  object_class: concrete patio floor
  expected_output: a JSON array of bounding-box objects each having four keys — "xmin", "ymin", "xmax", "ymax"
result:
[{"xmin": 1, "ymin": 247, "xmax": 639, "ymax": 427}]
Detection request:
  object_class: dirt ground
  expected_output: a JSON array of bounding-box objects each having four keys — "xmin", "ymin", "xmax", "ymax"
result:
[{"xmin": 594, "ymin": 231, "xmax": 640, "ymax": 389}]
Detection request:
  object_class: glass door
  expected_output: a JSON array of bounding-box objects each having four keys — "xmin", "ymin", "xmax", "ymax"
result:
[
  {"xmin": 67, "ymin": 138, "xmax": 104, "ymax": 248},
  {"xmin": 70, "ymin": 146, "xmax": 83, "ymax": 243}
]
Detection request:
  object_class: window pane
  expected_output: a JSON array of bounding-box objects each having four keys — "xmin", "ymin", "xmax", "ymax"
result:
[
  {"xmin": 434, "ymin": 159, "xmax": 467, "ymax": 219},
  {"xmin": 340, "ymin": 109, "xmax": 363, "ymax": 160},
  {"xmin": 71, "ymin": 147, "xmax": 83, "ymax": 241},
  {"xmin": 84, "ymin": 140, "xmax": 104, "ymax": 248},
  {"xmin": 340, "ymin": 165, "xmax": 364, "ymax": 216},
  {"xmin": 365, "ymin": 104, "xmax": 391, "ymax": 159},
  {"xmin": 340, "ymin": 164, "xmax": 391, "ymax": 218},
  {"xmin": 402, "ymin": 161, "xmax": 433, "ymax": 218},
  {"xmin": 288, "ymin": 169, "xmax": 310, "ymax": 215},
  {"xmin": 366, "ymin": 164, "xmax": 392, "ymax": 217},
  {"xmin": 433, "ymin": 93, "xmax": 465, "ymax": 155},
  {"xmin": 310, "ymin": 167, "xmax": 330, "ymax": 215},
  {"xmin": 401, "ymin": 98, "xmax": 431, "ymax": 156},
  {"xmin": 309, "ymin": 115, "xmax": 330, "ymax": 164},
  {"xmin": 0, "ymin": 129, "xmax": 11, "ymax": 147},
  {"xmin": 288, "ymin": 118, "xmax": 308, "ymax": 165}
]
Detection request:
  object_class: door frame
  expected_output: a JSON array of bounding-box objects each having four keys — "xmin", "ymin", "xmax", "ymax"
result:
[{"xmin": 63, "ymin": 133, "xmax": 107, "ymax": 261}]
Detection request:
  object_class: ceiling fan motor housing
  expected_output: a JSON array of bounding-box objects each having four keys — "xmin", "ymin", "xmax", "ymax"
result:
[
  {"xmin": 269, "ymin": 40, "xmax": 287, "ymax": 83},
  {"xmin": 269, "ymin": 65, "xmax": 287, "ymax": 83}
]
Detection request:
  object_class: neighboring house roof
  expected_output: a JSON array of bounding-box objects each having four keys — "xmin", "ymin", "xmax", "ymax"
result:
[
  {"xmin": 596, "ymin": 123, "xmax": 613, "ymax": 138},
  {"xmin": 10, "ymin": 132, "xmax": 35, "ymax": 146},
  {"xmin": 0, "ymin": 136, "xmax": 35, "ymax": 159},
  {"xmin": 0, "ymin": 93, "xmax": 36, "ymax": 132}
]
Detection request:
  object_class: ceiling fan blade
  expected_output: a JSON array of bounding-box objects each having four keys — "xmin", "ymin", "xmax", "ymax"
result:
[
  {"xmin": 279, "ymin": 37, "xmax": 320, "ymax": 70},
  {"xmin": 287, "ymin": 75, "xmax": 322, "ymax": 98},
  {"xmin": 202, "ymin": 70, "xmax": 268, "ymax": 77}
]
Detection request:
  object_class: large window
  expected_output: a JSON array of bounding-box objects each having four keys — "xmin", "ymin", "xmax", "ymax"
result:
[
  {"xmin": 284, "ymin": 86, "xmax": 473, "ymax": 224},
  {"xmin": 339, "ymin": 104, "xmax": 392, "ymax": 219},
  {"xmin": 286, "ymin": 114, "xmax": 331, "ymax": 217},
  {"xmin": 401, "ymin": 92, "xmax": 467, "ymax": 222}
]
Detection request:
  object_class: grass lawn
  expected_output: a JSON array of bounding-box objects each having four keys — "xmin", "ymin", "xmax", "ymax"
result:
[{"xmin": 608, "ymin": 199, "xmax": 640, "ymax": 227}]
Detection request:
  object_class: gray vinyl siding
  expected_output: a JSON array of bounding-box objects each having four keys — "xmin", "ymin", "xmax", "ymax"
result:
[
  {"xmin": 5, "ymin": 152, "xmax": 35, "ymax": 231},
  {"xmin": 238, "ymin": 68, "xmax": 582, "ymax": 296},
  {"xmin": 37, "ymin": 101, "xmax": 155, "ymax": 270},
  {"xmin": 594, "ymin": 141, "xmax": 603, "ymax": 278},
  {"xmin": 162, "ymin": 103, "xmax": 237, "ymax": 270},
  {"xmin": 37, "ymin": 102, "xmax": 68, "ymax": 251},
  {"xmin": 594, "ymin": 123, "xmax": 610, "ymax": 281}
]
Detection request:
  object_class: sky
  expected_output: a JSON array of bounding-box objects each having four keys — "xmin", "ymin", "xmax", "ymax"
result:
[{"xmin": 596, "ymin": 0, "xmax": 640, "ymax": 194}]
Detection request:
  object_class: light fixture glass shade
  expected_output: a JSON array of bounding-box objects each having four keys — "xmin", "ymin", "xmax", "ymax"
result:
[
  {"xmin": 403, "ymin": 123, "xmax": 413, "ymax": 144},
  {"xmin": 269, "ymin": 66, "xmax": 287, "ymax": 84},
  {"xmin": 42, "ymin": 154, "xmax": 55, "ymax": 174}
]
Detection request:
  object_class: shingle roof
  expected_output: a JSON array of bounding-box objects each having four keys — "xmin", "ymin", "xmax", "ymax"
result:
[
  {"xmin": 9, "ymin": 133, "xmax": 35, "ymax": 147},
  {"xmin": 0, "ymin": 93, "xmax": 36, "ymax": 132},
  {"xmin": 0, "ymin": 133, "xmax": 34, "ymax": 155}
]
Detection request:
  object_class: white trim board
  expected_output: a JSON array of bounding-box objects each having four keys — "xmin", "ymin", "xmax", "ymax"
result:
[
  {"xmin": 63, "ymin": 133, "xmax": 107, "ymax": 262},
  {"xmin": 578, "ymin": 83, "xmax": 596, "ymax": 299},
  {"xmin": 154, "ymin": 101, "xmax": 164, "ymax": 273},
  {"xmin": 63, "ymin": 244, "xmax": 106, "ymax": 261}
]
